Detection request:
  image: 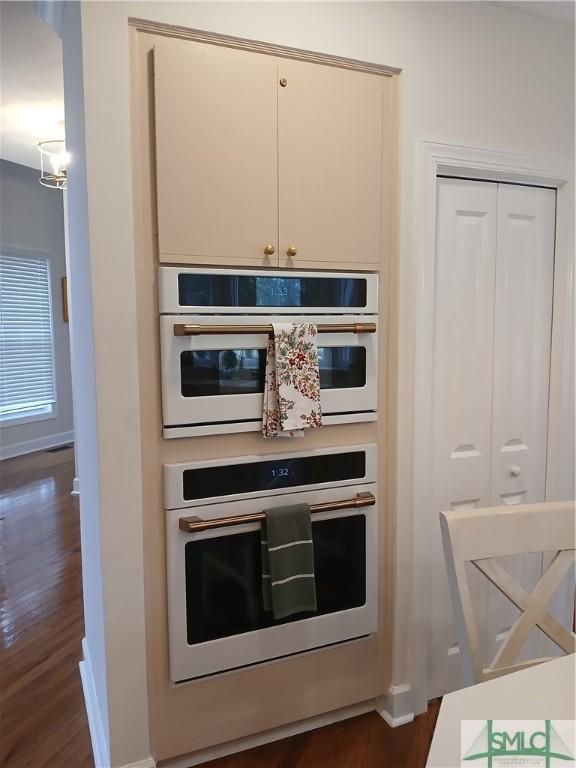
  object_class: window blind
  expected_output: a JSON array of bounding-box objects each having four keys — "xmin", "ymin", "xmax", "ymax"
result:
[{"xmin": 0, "ymin": 253, "xmax": 56, "ymax": 418}]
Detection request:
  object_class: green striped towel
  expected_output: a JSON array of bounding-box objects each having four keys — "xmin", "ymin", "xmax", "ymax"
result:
[{"xmin": 261, "ymin": 503, "xmax": 317, "ymax": 620}]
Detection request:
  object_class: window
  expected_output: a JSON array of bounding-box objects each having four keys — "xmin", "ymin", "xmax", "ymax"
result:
[{"xmin": 0, "ymin": 252, "xmax": 56, "ymax": 423}]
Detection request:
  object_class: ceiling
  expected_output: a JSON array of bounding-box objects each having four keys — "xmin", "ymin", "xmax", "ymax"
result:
[
  {"xmin": 0, "ymin": 1, "xmax": 573, "ymax": 171},
  {"xmin": 0, "ymin": 1, "xmax": 64, "ymax": 170},
  {"xmin": 494, "ymin": 1, "xmax": 575, "ymax": 22}
]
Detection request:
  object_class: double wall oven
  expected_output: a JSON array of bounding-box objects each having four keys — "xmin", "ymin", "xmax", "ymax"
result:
[
  {"xmin": 164, "ymin": 444, "xmax": 378, "ymax": 683},
  {"xmin": 159, "ymin": 267, "xmax": 379, "ymax": 437}
]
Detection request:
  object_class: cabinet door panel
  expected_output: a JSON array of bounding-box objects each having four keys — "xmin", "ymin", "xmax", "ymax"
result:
[
  {"xmin": 154, "ymin": 40, "xmax": 278, "ymax": 266},
  {"xmin": 278, "ymin": 59, "xmax": 385, "ymax": 269}
]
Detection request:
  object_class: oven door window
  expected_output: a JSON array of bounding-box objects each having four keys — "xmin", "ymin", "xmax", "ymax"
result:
[
  {"xmin": 178, "ymin": 274, "xmax": 367, "ymax": 308},
  {"xmin": 184, "ymin": 516, "xmax": 366, "ymax": 645},
  {"xmin": 180, "ymin": 347, "xmax": 366, "ymax": 397}
]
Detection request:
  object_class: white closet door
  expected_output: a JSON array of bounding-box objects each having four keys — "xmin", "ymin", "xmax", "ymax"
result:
[
  {"xmin": 487, "ymin": 185, "xmax": 556, "ymax": 663},
  {"xmin": 491, "ymin": 185, "xmax": 555, "ymax": 506},
  {"xmin": 428, "ymin": 179, "xmax": 558, "ymax": 698},
  {"xmin": 428, "ymin": 178, "xmax": 498, "ymax": 698}
]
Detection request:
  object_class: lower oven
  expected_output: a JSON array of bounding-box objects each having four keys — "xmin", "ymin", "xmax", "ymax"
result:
[{"xmin": 164, "ymin": 445, "xmax": 378, "ymax": 683}]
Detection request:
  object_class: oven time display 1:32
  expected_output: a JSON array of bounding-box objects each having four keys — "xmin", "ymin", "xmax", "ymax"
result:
[{"xmin": 262, "ymin": 460, "xmax": 301, "ymax": 489}]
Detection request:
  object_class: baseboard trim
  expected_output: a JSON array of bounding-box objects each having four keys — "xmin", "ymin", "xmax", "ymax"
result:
[
  {"xmin": 375, "ymin": 684, "xmax": 415, "ymax": 728},
  {"xmin": 377, "ymin": 709, "xmax": 415, "ymax": 728},
  {"xmin": 80, "ymin": 638, "xmax": 110, "ymax": 768},
  {"xmin": 0, "ymin": 430, "xmax": 74, "ymax": 460},
  {"xmin": 80, "ymin": 638, "xmax": 156, "ymax": 768},
  {"xmin": 117, "ymin": 759, "xmax": 156, "ymax": 768},
  {"xmin": 160, "ymin": 699, "xmax": 376, "ymax": 768}
]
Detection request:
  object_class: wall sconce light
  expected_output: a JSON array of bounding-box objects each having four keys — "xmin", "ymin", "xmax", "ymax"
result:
[{"xmin": 38, "ymin": 140, "xmax": 69, "ymax": 190}]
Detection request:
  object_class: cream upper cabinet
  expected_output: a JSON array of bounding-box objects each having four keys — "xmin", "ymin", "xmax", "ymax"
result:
[
  {"xmin": 277, "ymin": 59, "xmax": 385, "ymax": 270},
  {"xmin": 153, "ymin": 39, "xmax": 388, "ymax": 269},
  {"xmin": 153, "ymin": 40, "xmax": 279, "ymax": 267}
]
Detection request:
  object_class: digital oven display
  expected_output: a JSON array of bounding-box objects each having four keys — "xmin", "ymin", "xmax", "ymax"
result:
[
  {"xmin": 177, "ymin": 273, "xmax": 368, "ymax": 308},
  {"xmin": 261, "ymin": 461, "xmax": 300, "ymax": 488},
  {"xmin": 182, "ymin": 452, "xmax": 366, "ymax": 501}
]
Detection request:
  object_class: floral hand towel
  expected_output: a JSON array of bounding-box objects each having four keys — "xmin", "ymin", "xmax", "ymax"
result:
[{"xmin": 262, "ymin": 323, "xmax": 322, "ymax": 438}]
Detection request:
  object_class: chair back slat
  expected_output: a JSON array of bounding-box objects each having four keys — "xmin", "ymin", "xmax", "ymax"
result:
[
  {"xmin": 442, "ymin": 501, "xmax": 574, "ymax": 562},
  {"xmin": 440, "ymin": 500, "xmax": 576, "ymax": 687}
]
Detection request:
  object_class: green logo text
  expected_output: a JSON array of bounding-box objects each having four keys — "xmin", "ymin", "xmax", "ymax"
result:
[{"xmin": 464, "ymin": 720, "xmax": 574, "ymax": 766}]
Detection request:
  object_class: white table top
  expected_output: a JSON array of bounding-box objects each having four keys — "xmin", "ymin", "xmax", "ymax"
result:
[{"xmin": 426, "ymin": 654, "xmax": 575, "ymax": 767}]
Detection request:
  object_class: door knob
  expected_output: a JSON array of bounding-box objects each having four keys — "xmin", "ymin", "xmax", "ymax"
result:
[
  {"xmin": 509, "ymin": 465, "xmax": 521, "ymax": 477},
  {"xmin": 286, "ymin": 245, "xmax": 298, "ymax": 258},
  {"xmin": 263, "ymin": 244, "xmax": 275, "ymax": 256}
]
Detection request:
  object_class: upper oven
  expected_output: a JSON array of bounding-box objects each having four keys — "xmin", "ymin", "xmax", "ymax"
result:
[{"xmin": 159, "ymin": 267, "xmax": 379, "ymax": 438}]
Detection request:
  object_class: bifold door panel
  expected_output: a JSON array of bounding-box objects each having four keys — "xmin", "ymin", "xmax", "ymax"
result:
[{"xmin": 491, "ymin": 184, "xmax": 556, "ymax": 507}]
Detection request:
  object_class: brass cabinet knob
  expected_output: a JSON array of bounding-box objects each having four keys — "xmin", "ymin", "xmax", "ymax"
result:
[
  {"xmin": 263, "ymin": 244, "xmax": 276, "ymax": 256},
  {"xmin": 286, "ymin": 245, "xmax": 298, "ymax": 257}
]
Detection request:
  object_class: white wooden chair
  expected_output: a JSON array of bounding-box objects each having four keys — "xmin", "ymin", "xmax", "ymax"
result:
[{"xmin": 440, "ymin": 501, "xmax": 576, "ymax": 686}]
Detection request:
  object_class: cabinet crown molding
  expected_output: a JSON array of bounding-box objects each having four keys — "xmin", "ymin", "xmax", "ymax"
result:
[{"xmin": 129, "ymin": 18, "xmax": 401, "ymax": 77}]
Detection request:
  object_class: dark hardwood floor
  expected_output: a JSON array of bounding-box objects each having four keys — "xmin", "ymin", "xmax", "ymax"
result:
[
  {"xmin": 197, "ymin": 704, "xmax": 441, "ymax": 768},
  {"xmin": 0, "ymin": 447, "xmax": 93, "ymax": 768},
  {"xmin": 0, "ymin": 447, "xmax": 440, "ymax": 768}
]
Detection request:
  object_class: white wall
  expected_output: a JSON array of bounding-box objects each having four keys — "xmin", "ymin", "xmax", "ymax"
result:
[
  {"xmin": 53, "ymin": 2, "xmax": 574, "ymax": 765},
  {"xmin": 54, "ymin": 3, "xmax": 147, "ymax": 766},
  {"xmin": 0, "ymin": 159, "xmax": 74, "ymax": 458},
  {"xmin": 56, "ymin": 3, "xmax": 125, "ymax": 764}
]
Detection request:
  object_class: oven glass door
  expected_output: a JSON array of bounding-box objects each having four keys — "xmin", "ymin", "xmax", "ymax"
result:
[
  {"xmin": 179, "ymin": 346, "xmax": 366, "ymax": 397},
  {"xmin": 160, "ymin": 314, "xmax": 378, "ymax": 428},
  {"xmin": 185, "ymin": 514, "xmax": 366, "ymax": 645},
  {"xmin": 166, "ymin": 485, "xmax": 378, "ymax": 682}
]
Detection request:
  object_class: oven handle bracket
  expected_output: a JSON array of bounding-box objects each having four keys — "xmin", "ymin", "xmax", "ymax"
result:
[
  {"xmin": 173, "ymin": 322, "xmax": 377, "ymax": 337},
  {"xmin": 178, "ymin": 492, "xmax": 376, "ymax": 533}
]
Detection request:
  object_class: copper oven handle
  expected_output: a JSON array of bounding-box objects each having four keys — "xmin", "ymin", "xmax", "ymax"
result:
[
  {"xmin": 178, "ymin": 492, "xmax": 376, "ymax": 533},
  {"xmin": 173, "ymin": 322, "xmax": 376, "ymax": 337}
]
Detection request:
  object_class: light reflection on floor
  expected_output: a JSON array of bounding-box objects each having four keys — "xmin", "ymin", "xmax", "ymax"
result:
[{"xmin": 1, "ymin": 470, "xmax": 72, "ymax": 649}]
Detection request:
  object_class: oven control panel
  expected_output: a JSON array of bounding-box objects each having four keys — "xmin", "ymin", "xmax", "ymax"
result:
[{"xmin": 164, "ymin": 444, "xmax": 377, "ymax": 510}]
